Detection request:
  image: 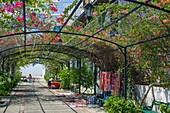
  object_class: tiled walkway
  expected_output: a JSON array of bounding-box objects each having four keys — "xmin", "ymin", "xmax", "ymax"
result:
[{"xmin": 0, "ymin": 76, "xmax": 105, "ymax": 113}]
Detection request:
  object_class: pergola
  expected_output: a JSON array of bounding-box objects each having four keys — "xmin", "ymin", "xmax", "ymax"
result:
[{"xmin": 0, "ymin": 0, "xmax": 169, "ymax": 99}]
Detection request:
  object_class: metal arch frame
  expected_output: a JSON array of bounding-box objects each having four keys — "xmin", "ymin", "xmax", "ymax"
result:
[
  {"xmin": 0, "ymin": 43, "xmax": 96, "ymax": 59},
  {"xmin": 0, "ymin": 0, "xmax": 169, "ymax": 99},
  {"xmin": 3, "ymin": 49, "xmax": 78, "ymax": 60},
  {"xmin": 125, "ymin": 0, "xmax": 170, "ymax": 13},
  {"xmin": 9, "ymin": 54, "xmax": 66, "ymax": 65},
  {"xmin": 0, "ymin": 30, "xmax": 124, "ymax": 64},
  {"xmin": 0, "ymin": 31, "xmax": 124, "ymax": 48},
  {"xmin": 126, "ymin": 34, "xmax": 170, "ymax": 48},
  {"xmin": 0, "ymin": 0, "xmax": 169, "ymax": 55}
]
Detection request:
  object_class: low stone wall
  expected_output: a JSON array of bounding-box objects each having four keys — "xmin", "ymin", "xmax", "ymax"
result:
[{"xmin": 134, "ymin": 85, "xmax": 170, "ymax": 112}]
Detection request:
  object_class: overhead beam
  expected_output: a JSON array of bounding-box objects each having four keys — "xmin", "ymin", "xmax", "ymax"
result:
[
  {"xmin": 0, "ymin": 31, "xmax": 123, "ymax": 48},
  {"xmin": 125, "ymin": 0, "xmax": 170, "ymax": 13},
  {"xmin": 0, "ymin": 44, "xmax": 94, "ymax": 58}
]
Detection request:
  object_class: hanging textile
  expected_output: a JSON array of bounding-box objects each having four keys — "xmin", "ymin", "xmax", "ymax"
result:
[{"xmin": 99, "ymin": 71, "xmax": 120, "ymax": 95}]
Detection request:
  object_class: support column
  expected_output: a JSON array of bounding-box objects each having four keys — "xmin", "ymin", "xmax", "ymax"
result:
[
  {"xmin": 61, "ymin": 63, "xmax": 64, "ymax": 70},
  {"xmin": 5, "ymin": 61, "xmax": 10, "ymax": 73},
  {"xmin": 23, "ymin": 0, "xmax": 26, "ymax": 52},
  {"xmin": 11, "ymin": 62, "xmax": 15, "ymax": 76},
  {"xmin": 78, "ymin": 59, "xmax": 81, "ymax": 94},
  {"xmin": 123, "ymin": 47, "xmax": 127, "ymax": 99},
  {"xmin": 1, "ymin": 58, "xmax": 5, "ymax": 71},
  {"xmin": 67, "ymin": 60, "xmax": 70, "ymax": 70},
  {"xmin": 93, "ymin": 64, "xmax": 97, "ymax": 95}
]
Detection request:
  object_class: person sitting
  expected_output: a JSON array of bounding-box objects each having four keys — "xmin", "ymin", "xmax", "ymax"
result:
[
  {"xmin": 48, "ymin": 77, "xmax": 54, "ymax": 88},
  {"xmin": 28, "ymin": 74, "xmax": 32, "ymax": 83}
]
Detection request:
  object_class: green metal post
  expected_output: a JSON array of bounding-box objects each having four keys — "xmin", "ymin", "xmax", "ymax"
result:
[
  {"xmin": 124, "ymin": 47, "xmax": 127, "ymax": 99},
  {"xmin": 78, "ymin": 59, "xmax": 81, "ymax": 94}
]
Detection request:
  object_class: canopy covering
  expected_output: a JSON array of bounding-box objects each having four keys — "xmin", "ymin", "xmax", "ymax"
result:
[{"xmin": 0, "ymin": 0, "xmax": 169, "ymax": 71}]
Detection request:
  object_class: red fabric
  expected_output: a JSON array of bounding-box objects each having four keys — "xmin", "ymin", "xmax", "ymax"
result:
[{"xmin": 99, "ymin": 71, "xmax": 120, "ymax": 92}]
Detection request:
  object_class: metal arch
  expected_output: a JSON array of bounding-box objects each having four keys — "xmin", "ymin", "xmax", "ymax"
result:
[
  {"xmin": 0, "ymin": 30, "xmax": 124, "ymax": 48},
  {"xmin": 0, "ymin": 0, "xmax": 169, "ymax": 100},
  {"xmin": 0, "ymin": 45, "xmax": 100, "ymax": 66},
  {"xmin": 1, "ymin": 47, "xmax": 80, "ymax": 60},
  {"xmin": 59, "ymin": 0, "xmax": 83, "ymax": 32},
  {"xmin": 25, "ymin": 54, "xmax": 68, "ymax": 63},
  {"xmin": 75, "ymin": 2, "xmax": 145, "ymax": 47},
  {"xmin": 91, "ymin": 3, "xmax": 145, "ymax": 37},
  {"xmin": 9, "ymin": 55, "xmax": 65, "ymax": 63},
  {"xmin": 126, "ymin": 34, "xmax": 170, "ymax": 48},
  {"xmin": 125, "ymin": 0, "xmax": 170, "ymax": 13},
  {"xmin": 0, "ymin": 43, "xmax": 95, "ymax": 58}
]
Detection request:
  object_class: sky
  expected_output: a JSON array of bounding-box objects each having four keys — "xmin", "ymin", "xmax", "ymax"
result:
[{"xmin": 20, "ymin": 64, "xmax": 45, "ymax": 76}]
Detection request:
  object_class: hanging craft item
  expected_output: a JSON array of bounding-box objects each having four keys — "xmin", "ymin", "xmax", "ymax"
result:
[{"xmin": 99, "ymin": 71, "xmax": 120, "ymax": 95}]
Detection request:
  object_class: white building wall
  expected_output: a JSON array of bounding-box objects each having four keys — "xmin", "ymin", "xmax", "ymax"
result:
[{"xmin": 135, "ymin": 85, "xmax": 170, "ymax": 112}]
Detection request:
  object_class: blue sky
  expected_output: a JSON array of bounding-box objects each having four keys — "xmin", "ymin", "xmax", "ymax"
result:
[
  {"xmin": 53, "ymin": 0, "xmax": 74, "ymax": 14},
  {"xmin": 20, "ymin": 64, "xmax": 45, "ymax": 76}
]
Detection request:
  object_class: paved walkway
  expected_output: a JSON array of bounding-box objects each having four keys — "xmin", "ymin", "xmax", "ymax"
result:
[{"xmin": 0, "ymin": 76, "xmax": 105, "ymax": 113}]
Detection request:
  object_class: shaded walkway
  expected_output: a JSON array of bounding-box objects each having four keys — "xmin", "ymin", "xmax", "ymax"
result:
[{"xmin": 0, "ymin": 76, "xmax": 105, "ymax": 113}]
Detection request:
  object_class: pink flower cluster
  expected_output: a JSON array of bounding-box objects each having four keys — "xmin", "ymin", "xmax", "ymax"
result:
[
  {"xmin": 29, "ymin": 12, "xmax": 36, "ymax": 21},
  {"xmin": 74, "ymin": 26, "xmax": 82, "ymax": 30},
  {"xmin": 2, "ymin": 1, "xmax": 22, "ymax": 13},
  {"xmin": 14, "ymin": 1, "xmax": 22, "ymax": 7},
  {"xmin": 56, "ymin": 17, "xmax": 62, "ymax": 22},
  {"xmin": 52, "ymin": 34, "xmax": 60, "ymax": 41},
  {"xmin": 50, "ymin": 4, "xmax": 58, "ymax": 12},
  {"xmin": 16, "ymin": 15, "xmax": 24, "ymax": 21}
]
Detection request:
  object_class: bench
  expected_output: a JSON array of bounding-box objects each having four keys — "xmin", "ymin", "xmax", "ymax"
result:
[
  {"xmin": 96, "ymin": 97, "xmax": 108, "ymax": 106},
  {"xmin": 50, "ymin": 82, "xmax": 60, "ymax": 89},
  {"xmin": 141, "ymin": 100, "xmax": 170, "ymax": 113},
  {"xmin": 96, "ymin": 92, "xmax": 112, "ymax": 106}
]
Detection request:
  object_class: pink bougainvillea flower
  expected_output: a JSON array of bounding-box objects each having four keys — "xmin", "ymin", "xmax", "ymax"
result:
[
  {"xmin": 60, "ymin": 14, "xmax": 64, "ymax": 17},
  {"xmin": 42, "ymin": 13, "xmax": 47, "ymax": 18},
  {"xmin": 133, "ymin": 47, "xmax": 137, "ymax": 51},
  {"xmin": 96, "ymin": 29, "xmax": 100, "ymax": 32},
  {"xmin": 66, "ymin": 24, "xmax": 71, "ymax": 26},
  {"xmin": 56, "ymin": 17, "xmax": 61, "ymax": 22},
  {"xmin": 16, "ymin": 15, "xmax": 24, "ymax": 21},
  {"xmin": 3, "ymin": 7, "xmax": 8, "ymax": 12},
  {"xmin": 157, "ymin": 30, "xmax": 162, "ymax": 35},
  {"xmin": 14, "ymin": 1, "xmax": 22, "ymax": 7},
  {"xmin": 92, "ymin": 12, "xmax": 97, "ymax": 16},
  {"xmin": 148, "ymin": 16, "xmax": 156, "ymax": 20},
  {"xmin": 122, "ymin": 10, "xmax": 128, "ymax": 14},
  {"xmin": 52, "ymin": 34, "xmax": 60, "ymax": 41},
  {"xmin": 0, "ymin": 39, "xmax": 4, "ymax": 43},
  {"xmin": 29, "ymin": 12, "xmax": 36, "ymax": 21},
  {"xmin": 61, "ymin": 20, "xmax": 65, "ymax": 24},
  {"xmin": 155, "ymin": 3, "xmax": 161, "ymax": 7},
  {"xmin": 5, "ymin": 1, "xmax": 11, "ymax": 5},
  {"xmin": 26, "ymin": 40, "xmax": 30, "ymax": 44},
  {"xmin": 74, "ymin": 26, "xmax": 82, "ymax": 30},
  {"xmin": 37, "ymin": 20, "xmax": 43, "ymax": 25},
  {"xmin": 113, "ymin": 13, "xmax": 117, "ymax": 17},
  {"xmin": 50, "ymin": 5, "xmax": 58, "ymax": 12},
  {"xmin": 162, "ymin": 19, "xmax": 170, "ymax": 23},
  {"xmin": 2, "ymin": 2, "xmax": 14, "ymax": 13},
  {"xmin": 115, "ymin": 34, "xmax": 121, "ymax": 37}
]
